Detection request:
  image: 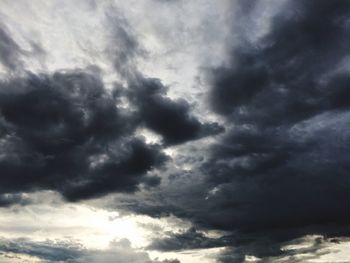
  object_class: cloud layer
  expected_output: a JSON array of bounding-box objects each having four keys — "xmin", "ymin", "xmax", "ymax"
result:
[
  {"xmin": 1, "ymin": 0, "xmax": 350, "ymax": 262},
  {"xmin": 0, "ymin": 237, "xmax": 180, "ymax": 263},
  {"xmin": 113, "ymin": 0, "xmax": 350, "ymax": 261}
]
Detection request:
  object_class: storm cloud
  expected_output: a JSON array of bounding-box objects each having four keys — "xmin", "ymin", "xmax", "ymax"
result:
[
  {"xmin": 128, "ymin": 76, "xmax": 224, "ymax": 145},
  {"xmin": 204, "ymin": 0, "xmax": 350, "ymax": 234},
  {"xmin": 113, "ymin": 0, "xmax": 350, "ymax": 261},
  {"xmin": 0, "ymin": 28, "xmax": 221, "ymax": 201},
  {"xmin": 0, "ymin": 69, "xmax": 169, "ymax": 201},
  {"xmin": 1, "ymin": 0, "xmax": 350, "ymax": 262}
]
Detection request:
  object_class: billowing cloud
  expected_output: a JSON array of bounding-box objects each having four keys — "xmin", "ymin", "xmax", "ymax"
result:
[
  {"xmin": 1, "ymin": 0, "xmax": 350, "ymax": 262},
  {"xmin": 0, "ymin": 69, "xmax": 166, "ymax": 201},
  {"xmin": 204, "ymin": 0, "xmax": 350, "ymax": 235},
  {"xmin": 0, "ymin": 7, "xmax": 222, "ymax": 203},
  {"xmin": 110, "ymin": 0, "xmax": 350, "ymax": 261},
  {"xmin": 127, "ymin": 76, "xmax": 224, "ymax": 145}
]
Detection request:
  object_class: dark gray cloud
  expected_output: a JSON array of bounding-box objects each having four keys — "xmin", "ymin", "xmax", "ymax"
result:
[
  {"xmin": 0, "ymin": 8, "xmax": 223, "ymax": 203},
  {"xmin": 2, "ymin": 0, "xmax": 350, "ymax": 262},
  {"xmin": 0, "ymin": 193, "xmax": 31, "ymax": 207},
  {"xmin": 114, "ymin": 0, "xmax": 350, "ymax": 261},
  {"xmin": 127, "ymin": 76, "xmax": 224, "ymax": 145},
  {"xmin": 106, "ymin": 12, "xmax": 224, "ymax": 146},
  {"xmin": 0, "ymin": 69, "xmax": 166, "ymax": 201},
  {"xmin": 210, "ymin": 0, "xmax": 350, "ymax": 121},
  {"xmin": 149, "ymin": 228, "xmax": 344, "ymax": 263},
  {"xmin": 0, "ymin": 70, "xmax": 222, "ymax": 201},
  {"xmin": 0, "ymin": 62, "xmax": 220, "ymax": 202},
  {"xmin": 217, "ymin": 236, "xmax": 342, "ymax": 263},
  {"xmin": 148, "ymin": 227, "xmax": 231, "ymax": 251},
  {"xmin": 0, "ymin": 238, "xmax": 83, "ymax": 262},
  {"xmin": 205, "ymin": 0, "xmax": 350, "ymax": 259},
  {"xmin": 203, "ymin": 0, "xmax": 350, "ymax": 235}
]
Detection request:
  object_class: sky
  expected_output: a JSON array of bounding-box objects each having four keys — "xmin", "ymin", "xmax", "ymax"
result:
[{"xmin": 0, "ymin": 0, "xmax": 350, "ymax": 262}]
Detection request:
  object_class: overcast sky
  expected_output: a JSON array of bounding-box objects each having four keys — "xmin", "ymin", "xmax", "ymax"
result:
[{"xmin": 1, "ymin": 0, "xmax": 350, "ymax": 262}]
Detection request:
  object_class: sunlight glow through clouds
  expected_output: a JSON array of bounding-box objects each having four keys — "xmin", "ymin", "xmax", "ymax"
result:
[
  {"xmin": 0, "ymin": 191, "xmax": 221, "ymax": 262},
  {"xmin": 0, "ymin": 195, "xmax": 152, "ymax": 249}
]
